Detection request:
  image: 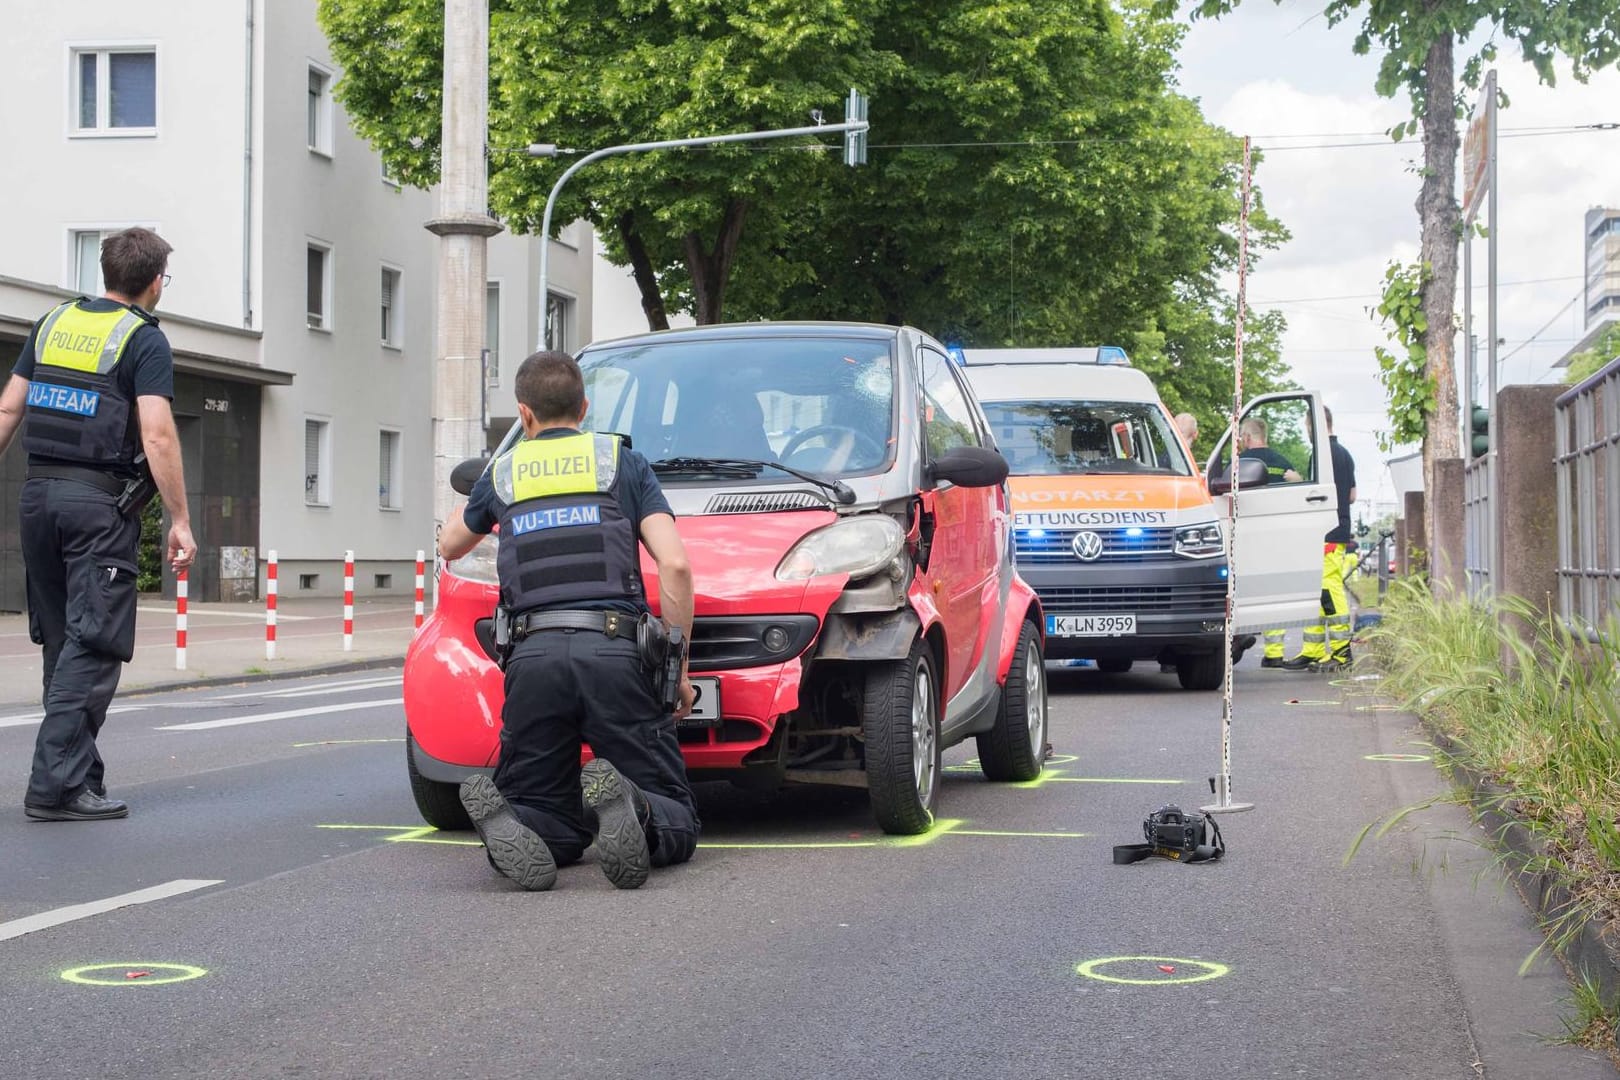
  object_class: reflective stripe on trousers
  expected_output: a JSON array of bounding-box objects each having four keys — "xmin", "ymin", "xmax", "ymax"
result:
[
  {"xmin": 1262, "ymin": 628, "xmax": 1288, "ymax": 659},
  {"xmin": 1300, "ymin": 543, "xmax": 1352, "ymax": 661}
]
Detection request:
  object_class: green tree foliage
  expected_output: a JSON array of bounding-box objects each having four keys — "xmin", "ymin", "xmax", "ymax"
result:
[
  {"xmin": 1563, "ymin": 324, "xmax": 1620, "ymax": 385},
  {"xmin": 1371, "ymin": 260, "xmax": 1434, "ymax": 453},
  {"xmin": 319, "ymin": 0, "xmax": 1288, "ymax": 423}
]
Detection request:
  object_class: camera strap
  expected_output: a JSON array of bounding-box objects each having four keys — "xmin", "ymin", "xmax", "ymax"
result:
[{"xmin": 1112, "ymin": 815, "xmax": 1226, "ymax": 865}]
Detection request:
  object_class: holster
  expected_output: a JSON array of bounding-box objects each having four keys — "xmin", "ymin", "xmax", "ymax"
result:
[
  {"xmin": 635, "ymin": 616, "xmax": 688, "ymax": 713},
  {"xmin": 114, "ymin": 454, "xmax": 158, "ymax": 518},
  {"xmin": 492, "ymin": 606, "xmax": 515, "ymax": 669}
]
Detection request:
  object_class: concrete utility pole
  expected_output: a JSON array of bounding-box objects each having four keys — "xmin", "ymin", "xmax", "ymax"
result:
[{"xmin": 426, "ymin": 0, "xmax": 501, "ymax": 530}]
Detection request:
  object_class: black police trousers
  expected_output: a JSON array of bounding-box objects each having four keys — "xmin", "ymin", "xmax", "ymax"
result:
[
  {"xmin": 495, "ymin": 627, "xmax": 701, "ymax": 867},
  {"xmin": 20, "ymin": 478, "xmax": 142, "ymax": 808}
]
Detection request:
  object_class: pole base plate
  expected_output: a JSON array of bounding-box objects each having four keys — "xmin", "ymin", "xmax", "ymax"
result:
[{"xmin": 1199, "ymin": 801, "xmax": 1255, "ymax": 815}]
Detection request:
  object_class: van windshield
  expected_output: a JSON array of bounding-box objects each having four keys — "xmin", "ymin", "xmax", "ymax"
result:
[{"xmin": 980, "ymin": 400, "xmax": 1192, "ymax": 477}]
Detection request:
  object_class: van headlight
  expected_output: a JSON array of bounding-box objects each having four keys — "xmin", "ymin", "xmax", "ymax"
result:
[
  {"xmin": 776, "ymin": 516, "xmax": 905, "ymax": 581},
  {"xmin": 450, "ymin": 533, "xmax": 500, "ymax": 584},
  {"xmin": 1174, "ymin": 522, "xmax": 1225, "ymax": 559}
]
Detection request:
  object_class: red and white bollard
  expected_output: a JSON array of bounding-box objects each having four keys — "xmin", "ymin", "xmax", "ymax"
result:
[
  {"xmin": 414, "ymin": 550, "xmax": 425, "ymax": 630},
  {"xmin": 265, "ymin": 550, "xmax": 278, "ymax": 661},
  {"xmin": 175, "ymin": 567, "xmax": 188, "ymax": 670},
  {"xmin": 343, "ymin": 549, "xmax": 355, "ymax": 652}
]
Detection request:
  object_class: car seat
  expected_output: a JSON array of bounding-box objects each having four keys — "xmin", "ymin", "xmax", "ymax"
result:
[{"xmin": 667, "ymin": 388, "xmax": 775, "ymax": 461}]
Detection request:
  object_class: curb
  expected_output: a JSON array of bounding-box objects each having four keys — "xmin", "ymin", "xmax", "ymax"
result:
[
  {"xmin": 0, "ymin": 657, "xmax": 405, "ymax": 711},
  {"xmin": 1432, "ymin": 733, "xmax": 1620, "ymax": 1006}
]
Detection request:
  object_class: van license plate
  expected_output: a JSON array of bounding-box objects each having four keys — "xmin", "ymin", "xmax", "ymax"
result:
[
  {"xmin": 1047, "ymin": 614, "xmax": 1136, "ymax": 637},
  {"xmin": 681, "ymin": 677, "xmax": 721, "ymax": 727}
]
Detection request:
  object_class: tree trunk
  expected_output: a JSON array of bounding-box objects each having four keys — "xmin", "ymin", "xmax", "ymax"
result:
[
  {"xmin": 684, "ymin": 199, "xmax": 750, "ymax": 325},
  {"xmin": 616, "ymin": 210, "xmax": 669, "ymax": 332},
  {"xmin": 1418, "ymin": 23, "xmax": 1461, "ymax": 560}
]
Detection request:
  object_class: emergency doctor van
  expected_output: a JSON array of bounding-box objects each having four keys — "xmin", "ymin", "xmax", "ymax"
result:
[{"xmin": 961, "ymin": 347, "xmax": 1335, "ymax": 689}]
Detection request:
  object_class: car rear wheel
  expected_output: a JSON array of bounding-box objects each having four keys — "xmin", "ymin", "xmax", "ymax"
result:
[
  {"xmin": 862, "ymin": 641, "xmax": 940, "ymax": 835},
  {"xmin": 407, "ymin": 729, "xmax": 472, "ymax": 830},
  {"xmin": 1096, "ymin": 657, "xmax": 1132, "ymax": 674},
  {"xmin": 1177, "ymin": 652, "xmax": 1224, "ymax": 691},
  {"xmin": 976, "ymin": 621, "xmax": 1046, "ymax": 782}
]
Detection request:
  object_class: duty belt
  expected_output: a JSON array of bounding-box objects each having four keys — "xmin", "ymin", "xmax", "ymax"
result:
[
  {"xmin": 26, "ymin": 464, "xmax": 125, "ymax": 496},
  {"xmin": 513, "ymin": 608, "xmax": 638, "ymax": 642}
]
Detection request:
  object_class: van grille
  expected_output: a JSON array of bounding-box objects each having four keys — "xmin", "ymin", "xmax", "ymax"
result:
[
  {"xmin": 1015, "ymin": 526, "xmax": 1176, "ymax": 563},
  {"xmin": 705, "ymin": 491, "xmax": 824, "ymax": 514},
  {"xmin": 1034, "ymin": 583, "xmax": 1227, "ymax": 614}
]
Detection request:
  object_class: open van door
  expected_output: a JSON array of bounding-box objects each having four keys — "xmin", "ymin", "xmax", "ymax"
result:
[{"xmin": 1204, "ymin": 392, "xmax": 1336, "ymax": 634}]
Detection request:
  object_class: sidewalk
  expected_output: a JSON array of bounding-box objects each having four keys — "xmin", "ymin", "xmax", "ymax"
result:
[{"xmin": 0, "ymin": 595, "xmax": 420, "ymax": 710}]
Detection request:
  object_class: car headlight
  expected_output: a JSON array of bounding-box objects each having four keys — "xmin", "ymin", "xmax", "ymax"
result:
[
  {"xmin": 450, "ymin": 533, "xmax": 500, "ymax": 584},
  {"xmin": 776, "ymin": 515, "xmax": 905, "ymax": 581},
  {"xmin": 1174, "ymin": 521, "xmax": 1225, "ymax": 559}
]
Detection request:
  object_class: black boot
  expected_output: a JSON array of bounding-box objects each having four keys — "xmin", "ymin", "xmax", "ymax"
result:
[
  {"xmin": 581, "ymin": 759, "xmax": 652, "ymax": 890},
  {"xmin": 459, "ymin": 775, "xmax": 557, "ymax": 891}
]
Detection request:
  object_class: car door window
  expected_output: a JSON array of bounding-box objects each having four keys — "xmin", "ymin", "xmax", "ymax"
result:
[
  {"xmin": 1210, "ymin": 397, "xmax": 1316, "ymax": 486},
  {"xmin": 920, "ymin": 348, "xmax": 980, "ymax": 456}
]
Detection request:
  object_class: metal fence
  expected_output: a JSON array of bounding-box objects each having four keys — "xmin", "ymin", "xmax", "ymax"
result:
[
  {"xmin": 1554, "ymin": 355, "xmax": 1620, "ymax": 635},
  {"xmin": 1463, "ymin": 456, "xmax": 1493, "ymax": 599}
]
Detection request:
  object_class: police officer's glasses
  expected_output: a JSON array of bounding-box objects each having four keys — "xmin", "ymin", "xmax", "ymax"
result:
[{"xmin": 160, "ymin": 273, "xmax": 172, "ymax": 287}]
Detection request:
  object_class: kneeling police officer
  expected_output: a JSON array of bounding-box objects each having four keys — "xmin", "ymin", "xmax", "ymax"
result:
[{"xmin": 437, "ymin": 350, "xmax": 699, "ymax": 890}]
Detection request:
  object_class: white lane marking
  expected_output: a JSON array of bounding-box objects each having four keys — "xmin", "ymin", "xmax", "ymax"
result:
[
  {"xmin": 208, "ymin": 676, "xmax": 403, "ymax": 701},
  {"xmin": 135, "ymin": 606, "xmax": 313, "ymax": 621},
  {"xmin": 155, "ymin": 697, "xmax": 402, "ymax": 731},
  {"xmin": 0, "ymin": 705, "xmax": 146, "ymax": 730},
  {"xmin": 0, "ymin": 879, "xmax": 223, "ymax": 943}
]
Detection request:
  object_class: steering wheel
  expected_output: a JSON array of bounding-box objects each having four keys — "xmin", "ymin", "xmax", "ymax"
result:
[{"xmin": 780, "ymin": 425, "xmax": 885, "ymax": 471}]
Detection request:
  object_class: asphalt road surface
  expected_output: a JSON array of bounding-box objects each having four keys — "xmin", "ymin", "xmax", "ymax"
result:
[{"xmin": 1, "ymin": 662, "xmax": 1612, "ymax": 1080}]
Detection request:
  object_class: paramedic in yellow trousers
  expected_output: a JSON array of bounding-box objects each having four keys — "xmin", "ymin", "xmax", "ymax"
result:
[{"xmin": 1279, "ymin": 406, "xmax": 1357, "ymax": 672}]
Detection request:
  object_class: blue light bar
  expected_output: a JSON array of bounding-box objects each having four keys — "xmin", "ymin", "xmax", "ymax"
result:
[
  {"xmin": 1096, "ymin": 346, "xmax": 1130, "ymax": 365},
  {"xmin": 1124, "ymin": 526, "xmax": 1144, "ymax": 538}
]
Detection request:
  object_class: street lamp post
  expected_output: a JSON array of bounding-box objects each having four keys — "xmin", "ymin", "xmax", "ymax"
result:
[{"xmin": 527, "ymin": 114, "xmax": 870, "ymax": 346}]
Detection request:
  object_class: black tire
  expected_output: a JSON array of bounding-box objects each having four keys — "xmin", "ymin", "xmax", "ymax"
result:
[
  {"xmin": 1096, "ymin": 657, "xmax": 1132, "ymax": 674},
  {"xmin": 862, "ymin": 641, "xmax": 941, "ymax": 835},
  {"xmin": 976, "ymin": 621, "xmax": 1047, "ymax": 782},
  {"xmin": 1177, "ymin": 652, "xmax": 1224, "ymax": 691},
  {"xmin": 407, "ymin": 729, "xmax": 472, "ymax": 830}
]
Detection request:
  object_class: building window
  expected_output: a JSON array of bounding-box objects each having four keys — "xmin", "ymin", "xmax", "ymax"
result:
[
  {"xmin": 304, "ymin": 419, "xmax": 331, "ymax": 506},
  {"xmin": 485, "ymin": 283, "xmax": 501, "ymax": 385},
  {"xmin": 307, "ymin": 65, "xmax": 332, "ymax": 154},
  {"xmin": 380, "ymin": 267, "xmax": 401, "ymax": 346},
  {"xmin": 378, "ymin": 429, "xmax": 402, "ymax": 509},
  {"xmin": 381, "ymin": 158, "xmax": 400, "ymax": 188},
  {"xmin": 72, "ymin": 48, "xmax": 156, "ymax": 133},
  {"xmin": 72, "ymin": 230, "xmax": 108, "ymax": 295},
  {"xmin": 544, "ymin": 292, "xmax": 572, "ymax": 352},
  {"xmin": 307, "ymin": 243, "xmax": 331, "ymax": 330}
]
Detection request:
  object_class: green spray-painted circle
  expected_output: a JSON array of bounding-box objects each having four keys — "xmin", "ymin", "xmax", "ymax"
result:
[
  {"xmin": 1075, "ymin": 956, "xmax": 1230, "ymax": 986},
  {"xmin": 1283, "ymin": 699, "xmax": 1341, "ymax": 707},
  {"xmin": 61, "ymin": 963, "xmax": 208, "ymax": 987},
  {"xmin": 1354, "ymin": 704, "xmax": 1403, "ymax": 712},
  {"xmin": 1364, "ymin": 753, "xmax": 1431, "ymax": 762},
  {"xmin": 1045, "ymin": 753, "xmax": 1079, "ymax": 765}
]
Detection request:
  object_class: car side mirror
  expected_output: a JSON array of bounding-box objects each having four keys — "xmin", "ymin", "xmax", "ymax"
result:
[
  {"xmin": 1207, "ymin": 455, "xmax": 1268, "ymax": 496},
  {"xmin": 450, "ymin": 456, "xmax": 489, "ymax": 496},
  {"xmin": 929, "ymin": 446, "xmax": 1010, "ymax": 489}
]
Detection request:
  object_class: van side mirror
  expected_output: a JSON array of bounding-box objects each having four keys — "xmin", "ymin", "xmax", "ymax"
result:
[
  {"xmin": 1207, "ymin": 455, "xmax": 1268, "ymax": 496},
  {"xmin": 450, "ymin": 456, "xmax": 490, "ymax": 496},
  {"xmin": 929, "ymin": 446, "xmax": 1010, "ymax": 488}
]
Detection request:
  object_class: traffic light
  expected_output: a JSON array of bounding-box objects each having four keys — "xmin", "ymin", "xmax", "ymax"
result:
[
  {"xmin": 844, "ymin": 88, "xmax": 868, "ymax": 166},
  {"xmin": 1470, "ymin": 405, "xmax": 1489, "ymax": 459}
]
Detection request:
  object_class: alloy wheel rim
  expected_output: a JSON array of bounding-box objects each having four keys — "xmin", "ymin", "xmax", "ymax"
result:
[
  {"xmin": 1025, "ymin": 646, "xmax": 1046, "ymax": 755},
  {"xmin": 912, "ymin": 661, "xmax": 936, "ymax": 802}
]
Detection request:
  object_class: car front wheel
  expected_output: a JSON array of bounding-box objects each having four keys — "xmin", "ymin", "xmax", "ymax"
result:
[
  {"xmin": 407, "ymin": 729, "xmax": 472, "ymax": 830},
  {"xmin": 976, "ymin": 621, "xmax": 1046, "ymax": 781},
  {"xmin": 863, "ymin": 641, "xmax": 941, "ymax": 835}
]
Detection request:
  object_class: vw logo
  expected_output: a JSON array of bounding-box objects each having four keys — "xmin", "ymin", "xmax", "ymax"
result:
[{"xmin": 1071, "ymin": 531, "xmax": 1105, "ymax": 562}]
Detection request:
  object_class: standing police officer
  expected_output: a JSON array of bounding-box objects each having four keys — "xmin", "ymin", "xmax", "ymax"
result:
[
  {"xmin": 0, "ymin": 227, "xmax": 196, "ymax": 821},
  {"xmin": 436, "ymin": 350, "xmax": 699, "ymax": 891},
  {"xmin": 1282, "ymin": 406, "xmax": 1358, "ymax": 671}
]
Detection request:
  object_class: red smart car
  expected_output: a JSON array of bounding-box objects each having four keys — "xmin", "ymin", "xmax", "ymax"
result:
[{"xmin": 404, "ymin": 322, "xmax": 1046, "ymax": 835}]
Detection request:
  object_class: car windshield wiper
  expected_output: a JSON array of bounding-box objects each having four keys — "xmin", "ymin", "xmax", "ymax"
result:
[{"xmin": 651, "ymin": 457, "xmax": 855, "ymax": 505}]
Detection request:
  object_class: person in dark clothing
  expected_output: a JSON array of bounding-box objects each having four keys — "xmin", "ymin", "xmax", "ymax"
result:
[
  {"xmin": 1281, "ymin": 406, "xmax": 1358, "ymax": 671},
  {"xmin": 0, "ymin": 227, "xmax": 196, "ymax": 821},
  {"xmin": 437, "ymin": 349, "xmax": 699, "ymax": 890}
]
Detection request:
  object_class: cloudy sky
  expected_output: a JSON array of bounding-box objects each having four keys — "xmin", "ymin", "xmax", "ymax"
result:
[{"xmin": 1174, "ymin": 1, "xmax": 1620, "ymax": 520}]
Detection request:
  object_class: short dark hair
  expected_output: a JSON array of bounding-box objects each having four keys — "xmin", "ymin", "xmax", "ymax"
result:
[
  {"xmin": 514, "ymin": 350, "xmax": 585, "ymax": 423},
  {"xmin": 1323, "ymin": 405, "xmax": 1334, "ymax": 430},
  {"xmin": 101, "ymin": 227, "xmax": 172, "ymax": 297}
]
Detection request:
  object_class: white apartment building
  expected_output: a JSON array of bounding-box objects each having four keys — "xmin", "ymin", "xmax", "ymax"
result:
[
  {"xmin": 0, "ymin": 0, "xmax": 619, "ymax": 608},
  {"xmin": 1557, "ymin": 206, "xmax": 1620, "ymax": 373}
]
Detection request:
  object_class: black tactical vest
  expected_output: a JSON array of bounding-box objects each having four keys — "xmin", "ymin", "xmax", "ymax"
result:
[
  {"xmin": 23, "ymin": 300, "xmax": 150, "ymax": 467},
  {"xmin": 493, "ymin": 432, "xmax": 645, "ymax": 613}
]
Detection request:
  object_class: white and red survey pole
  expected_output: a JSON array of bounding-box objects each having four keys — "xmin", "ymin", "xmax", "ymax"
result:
[
  {"xmin": 414, "ymin": 550, "xmax": 426, "ymax": 630},
  {"xmin": 175, "ymin": 567, "xmax": 188, "ymax": 670},
  {"xmin": 343, "ymin": 549, "xmax": 355, "ymax": 652},
  {"xmin": 265, "ymin": 550, "xmax": 278, "ymax": 661}
]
